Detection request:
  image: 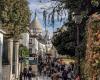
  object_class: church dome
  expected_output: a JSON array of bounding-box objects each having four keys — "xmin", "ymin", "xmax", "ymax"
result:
[{"xmin": 30, "ymin": 16, "xmax": 42, "ymax": 33}]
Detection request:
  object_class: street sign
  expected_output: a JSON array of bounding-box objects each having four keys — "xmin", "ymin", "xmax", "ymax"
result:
[
  {"xmin": 28, "ymin": 57, "xmax": 38, "ymax": 65},
  {"xmin": 29, "ymin": 57, "xmax": 34, "ymax": 60}
]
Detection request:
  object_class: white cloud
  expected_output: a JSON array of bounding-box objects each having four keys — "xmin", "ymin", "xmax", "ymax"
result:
[
  {"xmin": 29, "ymin": 1, "xmax": 53, "ymax": 11},
  {"xmin": 28, "ymin": 0, "xmax": 68, "ymax": 32}
]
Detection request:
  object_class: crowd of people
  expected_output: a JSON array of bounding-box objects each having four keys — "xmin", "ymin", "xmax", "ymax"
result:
[
  {"xmin": 38, "ymin": 57, "xmax": 80, "ymax": 80},
  {"xmin": 20, "ymin": 55, "xmax": 80, "ymax": 80},
  {"xmin": 20, "ymin": 66, "xmax": 34, "ymax": 80}
]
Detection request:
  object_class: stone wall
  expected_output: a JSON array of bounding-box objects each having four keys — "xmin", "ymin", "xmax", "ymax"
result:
[
  {"xmin": 0, "ymin": 29, "xmax": 5, "ymax": 80},
  {"xmin": 0, "ymin": 32, "xmax": 3, "ymax": 80}
]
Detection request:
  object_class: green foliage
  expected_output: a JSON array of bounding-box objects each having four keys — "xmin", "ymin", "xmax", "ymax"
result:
[
  {"xmin": 44, "ymin": 0, "xmax": 100, "ymax": 29},
  {"xmin": 51, "ymin": 0, "xmax": 100, "ymax": 13},
  {"xmin": 52, "ymin": 17, "xmax": 87, "ymax": 57},
  {"xmin": 52, "ymin": 21, "xmax": 76, "ymax": 56},
  {"xmin": 92, "ymin": 20, "xmax": 100, "ymax": 32},
  {"xmin": 0, "ymin": 0, "xmax": 31, "ymax": 38},
  {"xmin": 19, "ymin": 44, "xmax": 29, "ymax": 58},
  {"xmin": 48, "ymin": 0, "xmax": 100, "ymax": 79},
  {"xmin": 91, "ymin": 20, "xmax": 100, "ymax": 53}
]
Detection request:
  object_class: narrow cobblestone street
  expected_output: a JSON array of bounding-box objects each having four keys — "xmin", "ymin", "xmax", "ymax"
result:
[
  {"xmin": 32, "ymin": 76, "xmax": 51, "ymax": 80},
  {"xmin": 0, "ymin": 0, "xmax": 100, "ymax": 80},
  {"xmin": 22, "ymin": 76, "xmax": 51, "ymax": 80}
]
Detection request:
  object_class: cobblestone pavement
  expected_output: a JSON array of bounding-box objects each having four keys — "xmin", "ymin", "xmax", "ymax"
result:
[
  {"xmin": 22, "ymin": 76, "xmax": 51, "ymax": 80},
  {"xmin": 32, "ymin": 76, "xmax": 51, "ymax": 80}
]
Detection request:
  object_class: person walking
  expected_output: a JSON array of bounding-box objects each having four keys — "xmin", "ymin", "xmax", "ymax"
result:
[
  {"xmin": 67, "ymin": 67, "xmax": 74, "ymax": 80},
  {"xmin": 23, "ymin": 67, "xmax": 28, "ymax": 80},
  {"xmin": 51, "ymin": 70, "xmax": 59, "ymax": 80},
  {"xmin": 61, "ymin": 64, "xmax": 65, "ymax": 71},
  {"xmin": 75, "ymin": 74, "xmax": 80, "ymax": 80},
  {"xmin": 62, "ymin": 69, "xmax": 68, "ymax": 80},
  {"xmin": 19, "ymin": 72, "xmax": 23, "ymax": 80},
  {"xmin": 27, "ymin": 66, "xmax": 33, "ymax": 80}
]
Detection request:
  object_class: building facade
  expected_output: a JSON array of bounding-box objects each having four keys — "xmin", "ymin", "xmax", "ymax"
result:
[
  {"xmin": 20, "ymin": 33, "xmax": 29, "ymax": 48},
  {"xmin": 0, "ymin": 29, "xmax": 5, "ymax": 80},
  {"xmin": 29, "ymin": 15, "xmax": 43, "ymax": 56}
]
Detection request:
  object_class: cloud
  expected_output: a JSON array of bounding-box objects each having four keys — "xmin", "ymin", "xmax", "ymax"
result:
[
  {"xmin": 28, "ymin": 0, "xmax": 68, "ymax": 32},
  {"xmin": 29, "ymin": 0, "xmax": 53, "ymax": 11}
]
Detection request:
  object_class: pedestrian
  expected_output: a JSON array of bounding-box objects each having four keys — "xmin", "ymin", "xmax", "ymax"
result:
[
  {"xmin": 27, "ymin": 66, "xmax": 33, "ymax": 80},
  {"xmin": 19, "ymin": 72, "xmax": 23, "ymax": 80},
  {"xmin": 43, "ymin": 66, "xmax": 46, "ymax": 76},
  {"xmin": 75, "ymin": 74, "xmax": 80, "ymax": 80},
  {"xmin": 23, "ymin": 67, "xmax": 28, "ymax": 80},
  {"xmin": 38, "ymin": 62, "xmax": 42, "ymax": 75},
  {"xmin": 29, "ymin": 66, "xmax": 32, "ymax": 71},
  {"xmin": 51, "ymin": 70, "xmax": 59, "ymax": 80},
  {"xmin": 62, "ymin": 69, "xmax": 68, "ymax": 80},
  {"xmin": 67, "ymin": 67, "xmax": 74, "ymax": 80},
  {"xmin": 51, "ymin": 61, "xmax": 54, "ymax": 67},
  {"xmin": 61, "ymin": 64, "xmax": 65, "ymax": 71}
]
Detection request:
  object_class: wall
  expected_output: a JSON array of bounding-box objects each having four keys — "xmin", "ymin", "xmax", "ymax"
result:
[
  {"xmin": 0, "ymin": 32, "xmax": 3, "ymax": 80},
  {"xmin": 20, "ymin": 33, "xmax": 29, "ymax": 49},
  {"xmin": 32, "ymin": 38, "xmax": 38, "ymax": 54}
]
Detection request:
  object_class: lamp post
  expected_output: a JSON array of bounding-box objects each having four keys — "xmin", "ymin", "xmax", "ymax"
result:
[{"xmin": 72, "ymin": 12, "xmax": 82, "ymax": 76}]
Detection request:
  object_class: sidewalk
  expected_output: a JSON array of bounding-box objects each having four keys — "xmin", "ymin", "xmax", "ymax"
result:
[
  {"xmin": 22, "ymin": 76, "xmax": 51, "ymax": 80},
  {"xmin": 32, "ymin": 76, "xmax": 51, "ymax": 80}
]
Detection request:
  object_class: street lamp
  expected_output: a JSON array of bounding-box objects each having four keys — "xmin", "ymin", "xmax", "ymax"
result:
[{"xmin": 72, "ymin": 12, "xmax": 83, "ymax": 76}]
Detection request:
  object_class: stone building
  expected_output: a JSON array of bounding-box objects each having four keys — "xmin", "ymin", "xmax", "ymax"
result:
[
  {"xmin": 2, "ymin": 34, "xmax": 21, "ymax": 80},
  {"xmin": 2, "ymin": 37, "xmax": 20, "ymax": 80},
  {"xmin": 20, "ymin": 33, "xmax": 29, "ymax": 49},
  {"xmin": 0, "ymin": 29, "xmax": 6, "ymax": 80},
  {"xmin": 29, "ymin": 14, "xmax": 52, "ymax": 57},
  {"xmin": 29, "ymin": 15, "xmax": 43, "ymax": 56}
]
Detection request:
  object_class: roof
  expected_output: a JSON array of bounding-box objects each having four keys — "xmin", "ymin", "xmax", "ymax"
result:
[{"xmin": 30, "ymin": 16, "xmax": 42, "ymax": 33}]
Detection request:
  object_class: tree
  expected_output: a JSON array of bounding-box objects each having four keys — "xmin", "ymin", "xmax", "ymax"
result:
[
  {"xmin": 50, "ymin": 0, "xmax": 100, "ymax": 79},
  {"xmin": 42, "ymin": 0, "xmax": 100, "ymax": 28},
  {"xmin": 84, "ymin": 13, "xmax": 100, "ymax": 80},
  {"xmin": 19, "ymin": 44, "xmax": 29, "ymax": 59},
  {"xmin": 50, "ymin": 0, "xmax": 100, "ymax": 13},
  {"xmin": 52, "ymin": 21, "xmax": 76, "ymax": 56},
  {"xmin": 0, "ymin": 0, "xmax": 30, "ymax": 39},
  {"xmin": 52, "ymin": 18, "xmax": 87, "ymax": 57},
  {"xmin": 41, "ymin": 0, "xmax": 100, "ymax": 79},
  {"xmin": 19, "ymin": 44, "xmax": 29, "ymax": 70}
]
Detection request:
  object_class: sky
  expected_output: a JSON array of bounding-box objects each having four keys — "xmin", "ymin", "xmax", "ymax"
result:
[{"xmin": 28, "ymin": 0, "xmax": 68, "ymax": 33}]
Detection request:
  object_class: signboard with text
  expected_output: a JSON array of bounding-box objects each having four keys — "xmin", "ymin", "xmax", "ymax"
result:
[{"xmin": 29, "ymin": 57, "xmax": 38, "ymax": 65}]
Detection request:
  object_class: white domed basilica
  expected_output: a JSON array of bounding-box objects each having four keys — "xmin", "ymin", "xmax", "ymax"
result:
[{"xmin": 29, "ymin": 14, "xmax": 52, "ymax": 57}]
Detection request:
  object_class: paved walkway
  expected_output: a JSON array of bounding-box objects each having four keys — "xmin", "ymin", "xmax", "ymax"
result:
[
  {"xmin": 32, "ymin": 76, "xmax": 51, "ymax": 80},
  {"xmin": 22, "ymin": 76, "xmax": 51, "ymax": 80}
]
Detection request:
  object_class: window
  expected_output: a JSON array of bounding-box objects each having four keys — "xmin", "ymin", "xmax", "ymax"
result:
[
  {"xmin": 29, "ymin": 38, "xmax": 32, "ymax": 44},
  {"xmin": 29, "ymin": 48, "xmax": 32, "ymax": 54}
]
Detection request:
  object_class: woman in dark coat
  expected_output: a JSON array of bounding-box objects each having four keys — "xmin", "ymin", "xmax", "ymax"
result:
[
  {"xmin": 27, "ymin": 66, "xmax": 33, "ymax": 80},
  {"xmin": 62, "ymin": 69, "xmax": 68, "ymax": 80},
  {"xmin": 23, "ymin": 67, "xmax": 28, "ymax": 80}
]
